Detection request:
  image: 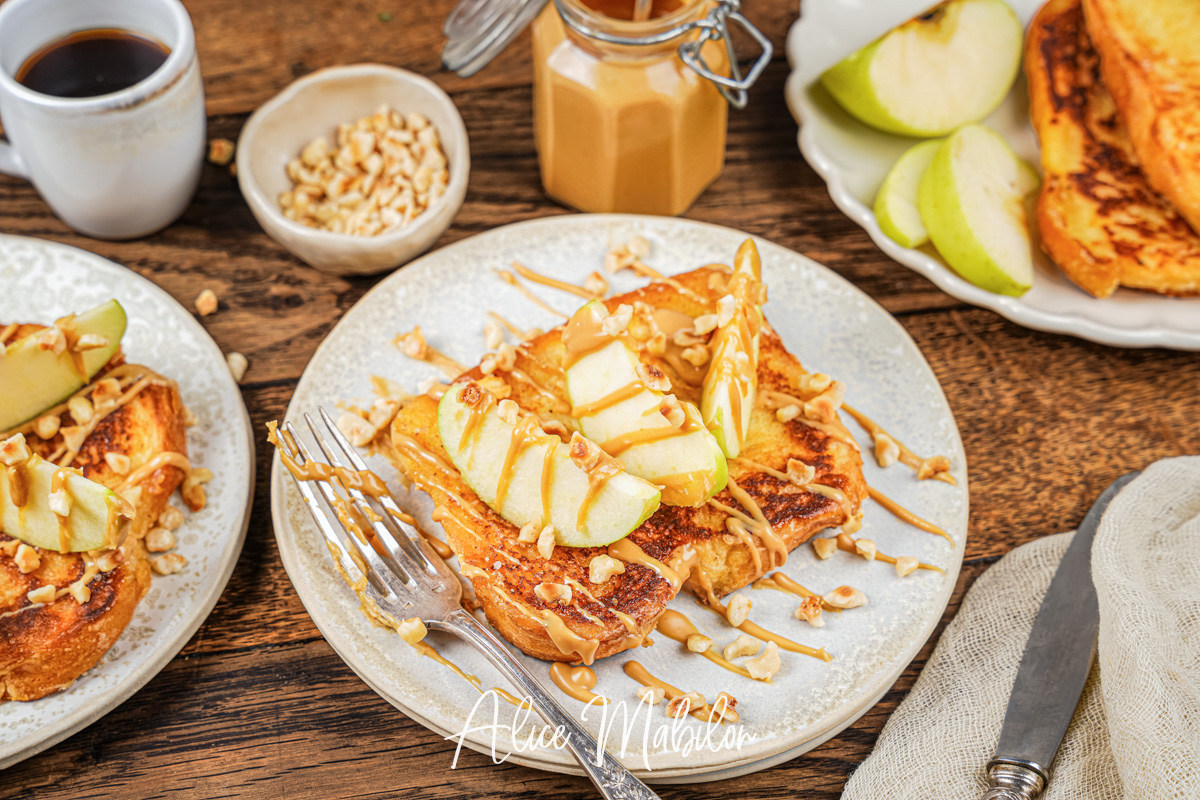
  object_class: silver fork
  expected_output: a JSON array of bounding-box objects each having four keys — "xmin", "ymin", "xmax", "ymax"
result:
[{"xmin": 276, "ymin": 408, "xmax": 659, "ymax": 800}]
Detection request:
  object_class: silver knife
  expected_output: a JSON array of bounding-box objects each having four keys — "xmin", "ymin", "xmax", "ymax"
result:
[{"xmin": 982, "ymin": 471, "xmax": 1140, "ymax": 800}]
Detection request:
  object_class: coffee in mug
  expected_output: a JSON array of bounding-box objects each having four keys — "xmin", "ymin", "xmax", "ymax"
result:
[{"xmin": 16, "ymin": 28, "xmax": 171, "ymax": 99}]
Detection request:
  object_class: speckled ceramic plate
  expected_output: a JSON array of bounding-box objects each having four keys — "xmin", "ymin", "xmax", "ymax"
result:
[
  {"xmin": 785, "ymin": 0, "xmax": 1200, "ymax": 350},
  {"xmin": 0, "ymin": 236, "xmax": 254, "ymax": 769},
  {"xmin": 271, "ymin": 214, "xmax": 967, "ymax": 781}
]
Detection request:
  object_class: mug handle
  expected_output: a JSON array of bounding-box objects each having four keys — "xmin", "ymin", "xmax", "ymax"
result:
[{"xmin": 0, "ymin": 135, "xmax": 28, "ymax": 178}]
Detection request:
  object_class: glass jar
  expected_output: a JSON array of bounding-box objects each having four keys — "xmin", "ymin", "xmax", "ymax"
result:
[{"xmin": 442, "ymin": 0, "xmax": 770, "ymax": 216}]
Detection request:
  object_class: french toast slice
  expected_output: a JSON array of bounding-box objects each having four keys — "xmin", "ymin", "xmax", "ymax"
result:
[
  {"xmin": 1, "ymin": 323, "xmax": 189, "ymax": 701},
  {"xmin": 387, "ymin": 268, "xmax": 867, "ymax": 664},
  {"xmin": 1082, "ymin": 0, "xmax": 1200, "ymax": 235},
  {"xmin": 1026, "ymin": 0, "xmax": 1200, "ymax": 298}
]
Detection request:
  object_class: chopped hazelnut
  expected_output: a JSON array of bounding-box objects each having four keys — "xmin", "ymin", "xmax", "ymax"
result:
[
  {"xmin": 568, "ymin": 432, "xmax": 603, "ymax": 471},
  {"xmin": 716, "ymin": 295, "xmax": 736, "ymax": 328},
  {"xmin": 104, "ymin": 452, "xmax": 132, "ymax": 475},
  {"xmin": 68, "ymin": 395, "xmax": 94, "ymax": 425},
  {"xmin": 337, "ymin": 412, "xmax": 377, "ymax": 447},
  {"xmin": 659, "ymin": 395, "xmax": 686, "ymax": 428},
  {"xmin": 195, "ymin": 288, "xmax": 219, "ymax": 316},
  {"xmin": 96, "ymin": 549, "xmax": 122, "ymax": 572},
  {"xmin": 667, "ymin": 691, "xmax": 705, "ymax": 718},
  {"xmin": 92, "ymin": 378, "xmax": 123, "ymax": 412},
  {"xmin": 483, "ymin": 320, "xmax": 504, "ymax": 350},
  {"xmin": 795, "ymin": 596, "xmax": 824, "ymax": 627},
  {"xmin": 517, "ymin": 521, "xmax": 540, "ymax": 543},
  {"xmin": 725, "ymin": 593, "xmax": 751, "ymax": 627},
  {"xmin": 681, "ymin": 345, "xmax": 709, "ymax": 367},
  {"xmin": 0, "ymin": 433, "xmax": 31, "ymax": 465},
  {"xmin": 27, "ymin": 584, "xmax": 57, "ymax": 605},
  {"xmin": 534, "ymin": 582, "xmax": 572, "ymax": 605},
  {"xmin": 786, "ymin": 458, "xmax": 815, "ymax": 485},
  {"xmin": 151, "ymin": 553, "xmax": 188, "ymax": 575},
  {"xmin": 207, "ymin": 138, "xmax": 235, "ymax": 165},
  {"xmin": 636, "ymin": 362, "xmax": 671, "ymax": 393},
  {"xmin": 745, "ymin": 641, "xmax": 781, "ymax": 681},
  {"xmin": 855, "ymin": 538, "xmax": 877, "ymax": 561},
  {"xmin": 804, "ymin": 381, "xmax": 845, "ymax": 423},
  {"xmin": 399, "ymin": 327, "xmax": 428, "ymax": 360},
  {"xmin": 226, "ymin": 351, "xmax": 249, "ymax": 382},
  {"xmin": 692, "ymin": 314, "xmax": 719, "ymax": 336},
  {"xmin": 723, "ymin": 634, "xmax": 761, "ymax": 660},
  {"xmin": 536, "ymin": 525, "xmax": 556, "ymax": 560},
  {"xmin": 637, "ymin": 685, "xmax": 665, "ymax": 705},
  {"xmin": 686, "ymin": 633, "xmax": 712, "ymax": 653},
  {"xmin": 145, "ymin": 526, "xmax": 176, "ymax": 553},
  {"xmin": 14, "ymin": 543, "xmax": 40, "ymax": 574},
  {"xmin": 158, "ymin": 504, "xmax": 185, "ymax": 531},
  {"xmin": 874, "ymin": 433, "xmax": 901, "ymax": 468},
  {"xmin": 812, "ymin": 538, "xmax": 837, "ymax": 560},
  {"xmin": 918, "ymin": 456, "xmax": 952, "ymax": 481},
  {"xmin": 367, "ymin": 398, "xmax": 399, "ymax": 429},
  {"xmin": 776, "ymin": 405, "xmax": 801, "ymax": 423},
  {"xmin": 823, "ymin": 585, "xmax": 867, "ymax": 609},
  {"xmin": 895, "ymin": 556, "xmax": 919, "ymax": 578},
  {"xmin": 646, "ymin": 331, "xmax": 667, "ymax": 356},
  {"xmin": 842, "ymin": 511, "xmax": 864, "ymax": 535},
  {"xmin": 68, "ymin": 579, "xmax": 91, "ymax": 604},
  {"xmin": 48, "ymin": 486, "xmax": 73, "ymax": 517},
  {"xmin": 398, "ymin": 617, "xmax": 427, "ymax": 645},
  {"xmin": 588, "ymin": 554, "xmax": 625, "ymax": 584},
  {"xmin": 601, "ymin": 304, "xmax": 633, "ymax": 337},
  {"xmin": 493, "ymin": 343, "xmax": 517, "ymax": 372},
  {"xmin": 708, "ymin": 692, "xmax": 739, "ymax": 724},
  {"xmin": 60, "ymin": 426, "xmax": 87, "ymax": 453},
  {"xmin": 496, "ymin": 399, "xmax": 519, "ymax": 425},
  {"xmin": 74, "ymin": 333, "xmax": 109, "ymax": 351},
  {"xmin": 33, "ymin": 414, "xmax": 61, "ymax": 440},
  {"xmin": 798, "ymin": 372, "xmax": 833, "ymax": 394},
  {"xmin": 36, "ymin": 326, "xmax": 66, "ymax": 355},
  {"xmin": 626, "ymin": 235, "xmax": 650, "ymax": 259},
  {"xmin": 583, "ymin": 271, "xmax": 608, "ymax": 297}
]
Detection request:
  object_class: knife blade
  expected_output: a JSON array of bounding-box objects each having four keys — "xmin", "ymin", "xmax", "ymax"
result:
[{"xmin": 982, "ymin": 471, "xmax": 1140, "ymax": 800}]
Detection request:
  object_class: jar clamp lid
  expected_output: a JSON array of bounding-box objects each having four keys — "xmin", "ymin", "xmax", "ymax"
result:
[{"xmin": 441, "ymin": 0, "xmax": 772, "ymax": 108}]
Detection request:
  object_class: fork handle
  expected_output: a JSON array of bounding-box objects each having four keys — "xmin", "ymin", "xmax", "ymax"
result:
[{"xmin": 434, "ymin": 609, "xmax": 660, "ymax": 800}]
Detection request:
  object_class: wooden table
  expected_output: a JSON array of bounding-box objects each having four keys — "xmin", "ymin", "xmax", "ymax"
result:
[{"xmin": 3, "ymin": 0, "xmax": 1197, "ymax": 797}]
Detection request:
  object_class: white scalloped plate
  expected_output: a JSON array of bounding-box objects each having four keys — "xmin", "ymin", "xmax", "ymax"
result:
[
  {"xmin": 785, "ymin": 0, "xmax": 1200, "ymax": 350},
  {"xmin": 0, "ymin": 236, "xmax": 254, "ymax": 769},
  {"xmin": 271, "ymin": 214, "xmax": 968, "ymax": 781}
]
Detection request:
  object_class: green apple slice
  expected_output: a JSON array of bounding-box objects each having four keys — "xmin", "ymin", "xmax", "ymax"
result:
[
  {"xmin": 438, "ymin": 382, "xmax": 660, "ymax": 547},
  {"xmin": 564, "ymin": 301, "xmax": 727, "ymax": 507},
  {"xmin": 820, "ymin": 0, "xmax": 1023, "ymax": 137},
  {"xmin": 875, "ymin": 139, "xmax": 942, "ymax": 248},
  {"xmin": 0, "ymin": 435, "xmax": 134, "ymax": 552},
  {"xmin": 0, "ymin": 299, "xmax": 127, "ymax": 431},
  {"xmin": 701, "ymin": 240, "xmax": 763, "ymax": 459},
  {"xmin": 918, "ymin": 124, "xmax": 1035, "ymax": 297}
]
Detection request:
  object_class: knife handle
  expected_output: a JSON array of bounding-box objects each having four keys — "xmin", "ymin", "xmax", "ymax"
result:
[{"xmin": 981, "ymin": 761, "xmax": 1046, "ymax": 800}]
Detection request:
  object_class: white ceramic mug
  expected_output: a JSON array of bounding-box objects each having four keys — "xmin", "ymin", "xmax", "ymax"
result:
[{"xmin": 0, "ymin": 0, "xmax": 205, "ymax": 239}]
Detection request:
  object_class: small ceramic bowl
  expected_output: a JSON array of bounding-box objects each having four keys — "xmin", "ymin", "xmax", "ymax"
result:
[{"xmin": 237, "ymin": 64, "xmax": 469, "ymax": 276}]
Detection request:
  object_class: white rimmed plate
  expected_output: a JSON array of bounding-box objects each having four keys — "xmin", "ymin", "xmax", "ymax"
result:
[
  {"xmin": 0, "ymin": 236, "xmax": 254, "ymax": 768},
  {"xmin": 785, "ymin": 0, "xmax": 1200, "ymax": 351},
  {"xmin": 271, "ymin": 214, "xmax": 968, "ymax": 781}
]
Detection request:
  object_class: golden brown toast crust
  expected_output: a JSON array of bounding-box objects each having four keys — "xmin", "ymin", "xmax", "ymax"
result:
[
  {"xmin": 0, "ymin": 324, "xmax": 188, "ymax": 701},
  {"xmin": 1082, "ymin": 0, "xmax": 1200, "ymax": 235},
  {"xmin": 1026, "ymin": 0, "xmax": 1200, "ymax": 298},
  {"xmin": 388, "ymin": 268, "xmax": 866, "ymax": 663}
]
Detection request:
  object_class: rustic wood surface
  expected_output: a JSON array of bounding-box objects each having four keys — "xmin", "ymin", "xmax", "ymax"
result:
[{"xmin": 3, "ymin": 0, "xmax": 1198, "ymax": 797}]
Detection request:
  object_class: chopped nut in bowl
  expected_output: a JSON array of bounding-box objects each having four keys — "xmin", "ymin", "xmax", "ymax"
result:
[{"xmin": 236, "ymin": 64, "xmax": 469, "ymax": 276}]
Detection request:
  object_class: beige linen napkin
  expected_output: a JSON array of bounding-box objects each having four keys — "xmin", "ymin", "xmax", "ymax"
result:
[{"xmin": 841, "ymin": 457, "xmax": 1200, "ymax": 800}]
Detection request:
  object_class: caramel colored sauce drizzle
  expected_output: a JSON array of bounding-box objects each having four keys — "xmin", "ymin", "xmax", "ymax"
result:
[
  {"xmin": 834, "ymin": 531, "xmax": 943, "ymax": 573},
  {"xmin": 647, "ymin": 308, "xmax": 707, "ymax": 386},
  {"xmin": 867, "ymin": 486, "xmax": 954, "ymax": 545},
  {"xmin": 392, "ymin": 433, "xmax": 456, "ymax": 474},
  {"xmin": 600, "ymin": 414, "xmax": 699, "ymax": 457},
  {"xmin": 753, "ymin": 572, "xmax": 841, "ymax": 613},
  {"xmin": 725, "ymin": 475, "xmax": 787, "ymax": 568},
  {"xmin": 393, "ymin": 333, "xmax": 467, "ymax": 379},
  {"xmin": 392, "ymin": 506, "xmax": 455, "ymax": 560},
  {"xmin": 697, "ymin": 599, "xmax": 832, "ymax": 662},
  {"xmin": 623, "ymin": 661, "xmax": 730, "ymax": 723},
  {"xmin": 497, "ymin": 586, "xmax": 601, "ymax": 664},
  {"xmin": 494, "ymin": 416, "xmax": 543, "ymax": 509},
  {"xmin": 656, "ymin": 609, "xmax": 753, "ymax": 680},
  {"xmin": 571, "ymin": 380, "xmax": 646, "ymax": 418},
  {"xmin": 509, "ymin": 367, "xmax": 571, "ymax": 414},
  {"xmin": 577, "ymin": 459, "xmax": 620, "ymax": 534},
  {"xmin": 841, "ymin": 403, "xmax": 956, "ymax": 486},
  {"xmin": 496, "ymin": 269, "xmax": 569, "ymax": 319},
  {"xmin": 561, "ymin": 303, "xmax": 618, "ymax": 369},
  {"xmin": 51, "ymin": 468, "xmax": 73, "ymax": 553},
  {"xmin": 759, "ymin": 389, "xmax": 860, "ymax": 452},
  {"xmin": 511, "ymin": 261, "xmax": 602, "ymax": 300},
  {"xmin": 728, "ymin": 455, "xmax": 857, "ymax": 524},
  {"xmin": 487, "ymin": 312, "xmax": 543, "ymax": 343},
  {"xmin": 550, "ymin": 663, "xmax": 607, "ymax": 705},
  {"xmin": 608, "ymin": 537, "xmax": 681, "ymax": 591}
]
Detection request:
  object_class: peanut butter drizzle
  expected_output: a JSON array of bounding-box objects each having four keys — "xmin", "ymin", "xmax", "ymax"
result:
[
  {"xmin": 539, "ymin": 438, "xmax": 557, "ymax": 527},
  {"xmin": 6, "ymin": 463, "xmax": 29, "ymax": 508},
  {"xmin": 656, "ymin": 610, "xmax": 753, "ymax": 680},
  {"xmin": 623, "ymin": 661, "xmax": 730, "ymax": 723},
  {"xmin": 725, "ymin": 518, "xmax": 763, "ymax": 574},
  {"xmin": 577, "ymin": 459, "xmax": 621, "ymax": 534},
  {"xmin": 458, "ymin": 390, "xmax": 496, "ymax": 465},
  {"xmin": 497, "ymin": 586, "xmax": 600, "ymax": 664},
  {"xmin": 608, "ymin": 538, "xmax": 681, "ymax": 591},
  {"xmin": 841, "ymin": 403, "xmax": 956, "ymax": 486},
  {"xmin": 393, "ymin": 333, "xmax": 467, "ymax": 379},
  {"xmin": 759, "ymin": 389, "xmax": 861, "ymax": 452},
  {"xmin": 571, "ymin": 381, "xmax": 646, "ymax": 418},
  {"xmin": 560, "ymin": 304, "xmax": 616, "ymax": 370},
  {"xmin": 494, "ymin": 416, "xmax": 544, "ymax": 509},
  {"xmin": 549, "ymin": 663, "xmax": 607, "ymax": 705},
  {"xmin": 51, "ymin": 468, "xmax": 72, "ymax": 553},
  {"xmin": 835, "ymin": 531, "xmax": 944, "ymax": 573},
  {"xmin": 867, "ymin": 486, "xmax": 954, "ymax": 545},
  {"xmin": 392, "ymin": 507, "xmax": 455, "ymax": 560},
  {"xmin": 271, "ymin": 445, "xmax": 391, "ymax": 497},
  {"xmin": 727, "ymin": 456, "xmax": 855, "ymax": 522},
  {"xmin": 753, "ymin": 573, "xmax": 841, "ymax": 613},
  {"xmin": 392, "ymin": 433, "xmax": 456, "ymax": 474},
  {"xmin": 511, "ymin": 261, "xmax": 601, "ymax": 300},
  {"xmin": 600, "ymin": 415, "xmax": 700, "ymax": 458},
  {"xmin": 496, "ymin": 269, "xmax": 569, "ymax": 319},
  {"xmin": 724, "ymin": 475, "xmax": 788, "ymax": 568},
  {"xmin": 697, "ymin": 600, "xmax": 832, "ymax": 662},
  {"xmin": 647, "ymin": 308, "xmax": 707, "ymax": 386},
  {"xmin": 487, "ymin": 312, "xmax": 542, "ymax": 343}
]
